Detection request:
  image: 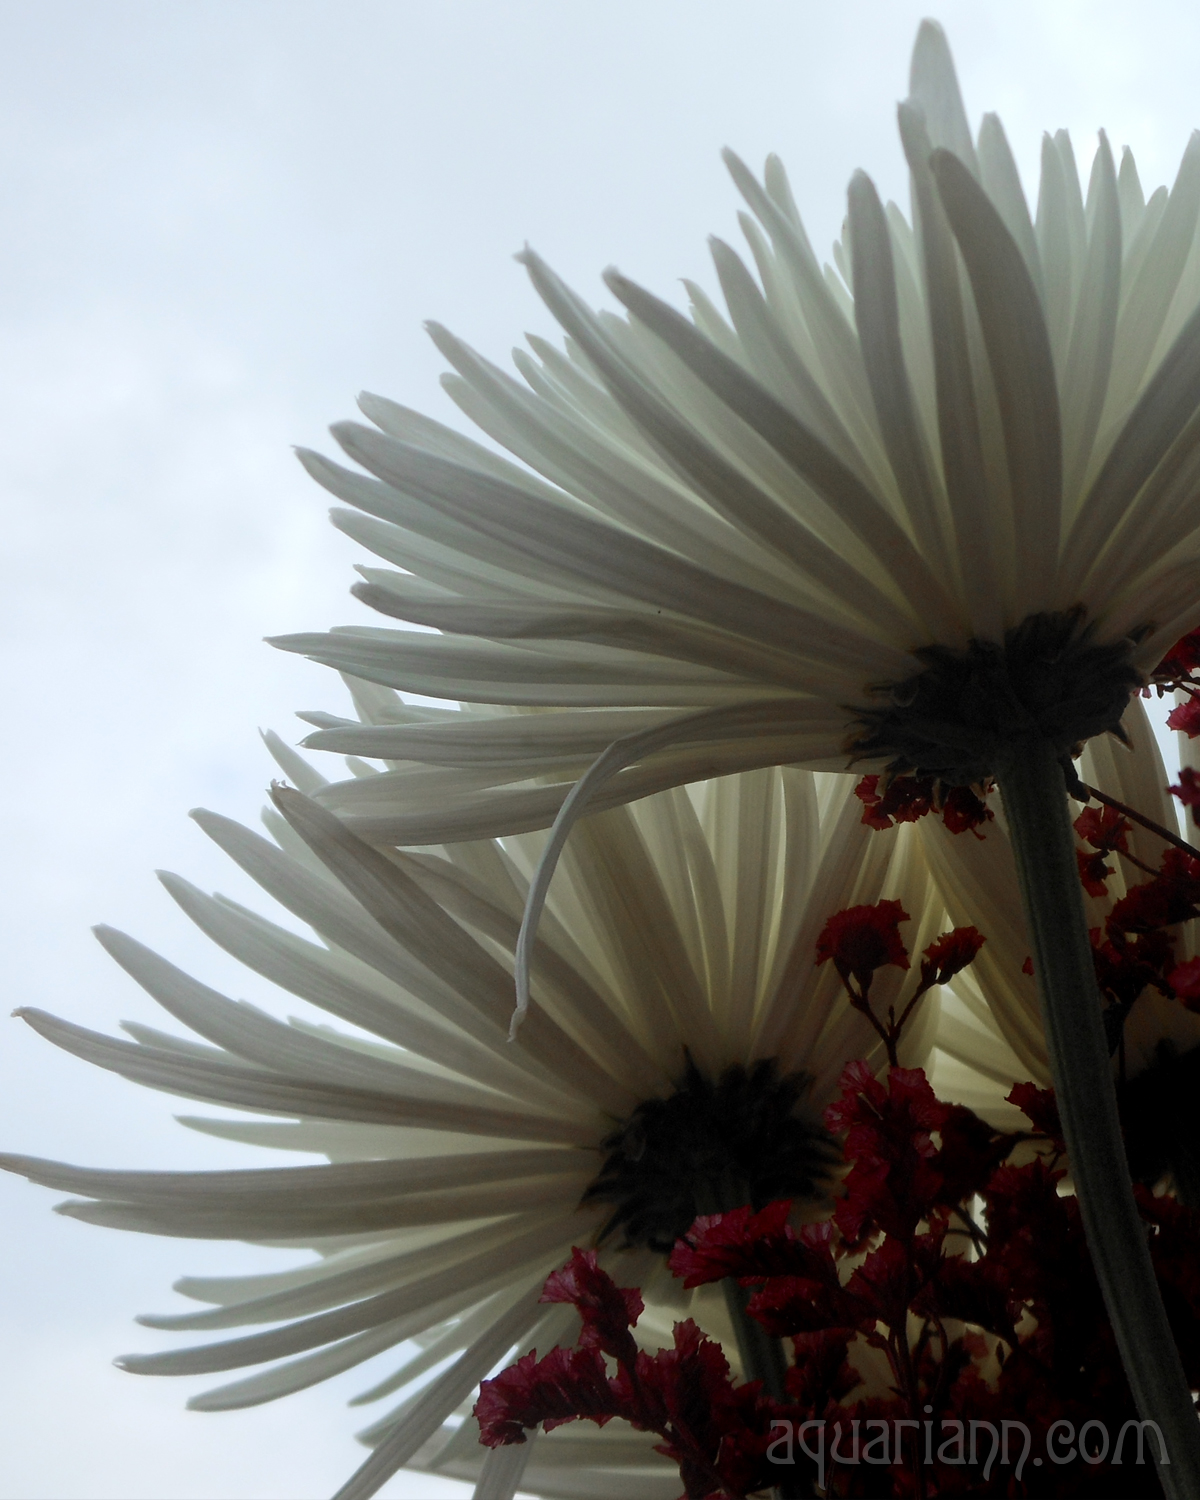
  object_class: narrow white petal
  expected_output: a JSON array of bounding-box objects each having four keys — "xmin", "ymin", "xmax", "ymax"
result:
[
  {"xmin": 1107, "ymin": 131, "xmax": 1200, "ymax": 416},
  {"xmin": 898, "ymin": 102, "xmax": 1003, "ymax": 640},
  {"xmin": 472, "ymin": 1440, "xmax": 532, "ymax": 1500},
  {"xmin": 846, "ymin": 171, "xmax": 955, "ymax": 592},
  {"xmin": 270, "ymin": 788, "xmax": 639, "ymax": 1115},
  {"xmin": 332, "ymin": 1284, "xmax": 546, "ymax": 1500},
  {"xmin": 932, "ymin": 149, "xmax": 1062, "ymax": 618},
  {"xmin": 1063, "ymin": 297, "xmax": 1200, "ymax": 598},
  {"xmin": 908, "ymin": 19, "xmax": 978, "ymax": 172},
  {"xmin": 1059, "ymin": 132, "xmax": 1122, "ymax": 510},
  {"xmin": 977, "ymin": 113, "xmax": 1041, "ymax": 292}
]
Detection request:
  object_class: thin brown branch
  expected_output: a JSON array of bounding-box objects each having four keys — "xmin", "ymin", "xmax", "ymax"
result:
[{"xmin": 1084, "ymin": 782, "xmax": 1200, "ymax": 861}]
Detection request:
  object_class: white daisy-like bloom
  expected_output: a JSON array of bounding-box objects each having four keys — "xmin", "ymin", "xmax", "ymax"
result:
[
  {"xmin": 274, "ymin": 21, "xmax": 1200, "ymax": 852},
  {"xmin": 925, "ymin": 697, "xmax": 1200, "ymax": 1118},
  {"xmin": 270, "ymin": 26, "xmax": 1200, "ymax": 1468},
  {"xmin": 2, "ymin": 726, "xmax": 942, "ymax": 1500}
]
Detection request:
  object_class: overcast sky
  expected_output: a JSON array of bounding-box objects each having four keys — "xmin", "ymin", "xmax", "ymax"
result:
[{"xmin": 1, "ymin": 3, "xmax": 1196, "ymax": 1496}]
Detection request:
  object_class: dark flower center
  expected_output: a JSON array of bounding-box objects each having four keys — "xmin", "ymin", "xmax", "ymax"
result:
[
  {"xmin": 582, "ymin": 1056, "xmax": 840, "ymax": 1252},
  {"xmin": 849, "ymin": 608, "xmax": 1142, "ymax": 789}
]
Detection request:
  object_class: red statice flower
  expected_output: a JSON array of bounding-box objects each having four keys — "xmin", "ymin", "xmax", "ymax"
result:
[
  {"xmin": 475, "ymin": 1345, "xmax": 619, "ymax": 1445},
  {"xmin": 1092, "ymin": 926, "xmax": 1174, "ymax": 1005},
  {"xmin": 816, "ymin": 901, "xmax": 910, "ymax": 987},
  {"xmin": 484, "ymin": 1064, "xmax": 1200, "ymax": 1497},
  {"xmin": 477, "ymin": 1253, "xmax": 791, "ymax": 1499},
  {"xmin": 1168, "ymin": 955, "xmax": 1200, "ymax": 1009},
  {"xmin": 673, "ymin": 1210, "xmax": 864, "ymax": 1338},
  {"xmin": 633, "ymin": 1319, "xmax": 786, "ymax": 1499},
  {"xmin": 919, "ymin": 926, "xmax": 985, "ymax": 987},
  {"xmin": 1109, "ymin": 848, "xmax": 1200, "ymax": 933},
  {"xmin": 934, "ymin": 1099, "xmax": 1016, "ymax": 1205},
  {"xmin": 1075, "ymin": 802, "xmax": 1133, "ymax": 856},
  {"xmin": 824, "ymin": 1062, "xmax": 950, "ymax": 1246},
  {"xmin": 785, "ymin": 1328, "xmax": 859, "ymax": 1409},
  {"xmin": 1073, "ymin": 803, "xmax": 1136, "ymax": 895},
  {"xmin": 1007, "ymin": 1080, "xmax": 1064, "ymax": 1149},
  {"xmin": 817, "ymin": 912, "xmax": 985, "ymax": 1069},
  {"xmin": 1167, "ymin": 696, "xmax": 1200, "ymax": 737},
  {"xmin": 1171, "ymin": 766, "xmax": 1200, "ymax": 827},
  {"xmin": 668, "ymin": 1200, "xmax": 798, "ymax": 1287},
  {"xmin": 854, "ymin": 774, "xmax": 993, "ymax": 837},
  {"xmin": 939, "ymin": 783, "xmax": 995, "ymax": 837},
  {"xmin": 855, "ymin": 773, "xmax": 932, "ymax": 829},
  {"xmin": 1077, "ymin": 845, "xmax": 1115, "ymax": 896},
  {"xmin": 541, "ymin": 1246, "xmax": 642, "ymax": 1365},
  {"xmin": 1151, "ymin": 629, "xmax": 1200, "ymax": 685}
]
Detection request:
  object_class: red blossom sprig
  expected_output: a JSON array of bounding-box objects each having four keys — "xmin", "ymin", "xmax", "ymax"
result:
[
  {"xmin": 1170, "ymin": 955, "xmax": 1200, "ymax": 1009},
  {"xmin": 816, "ymin": 903, "xmax": 984, "ymax": 1068},
  {"xmin": 1073, "ymin": 801, "xmax": 1156, "ymax": 895},
  {"xmin": 1150, "ymin": 629, "xmax": 1200, "ymax": 691},
  {"xmin": 1172, "ymin": 766, "xmax": 1200, "ymax": 828},
  {"xmin": 855, "ymin": 773, "xmax": 994, "ymax": 837},
  {"xmin": 1150, "ymin": 627, "xmax": 1200, "ymax": 739},
  {"xmin": 480, "ymin": 1066, "xmax": 1200, "ymax": 1497},
  {"xmin": 1062, "ymin": 812, "xmax": 1200, "ymax": 1050},
  {"xmin": 1006, "ymin": 1080, "xmax": 1064, "ymax": 1152},
  {"xmin": 541, "ymin": 1246, "xmax": 642, "ymax": 1366},
  {"xmin": 1169, "ymin": 697, "xmax": 1200, "ymax": 738},
  {"xmin": 475, "ymin": 1249, "xmax": 790, "ymax": 1499},
  {"xmin": 816, "ymin": 901, "xmax": 911, "ymax": 987},
  {"xmin": 919, "ymin": 926, "xmax": 986, "ymax": 988}
]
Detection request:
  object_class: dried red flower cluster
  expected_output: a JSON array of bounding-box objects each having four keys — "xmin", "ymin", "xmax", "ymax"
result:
[
  {"xmin": 478, "ymin": 1062, "xmax": 1200, "ymax": 1497},
  {"xmin": 815, "ymin": 903, "xmax": 984, "ymax": 1068},
  {"xmin": 1150, "ymin": 629, "xmax": 1200, "ymax": 739},
  {"xmin": 1073, "ymin": 803, "xmax": 1136, "ymax": 896},
  {"xmin": 1071, "ymin": 797, "xmax": 1200, "ymax": 1031},
  {"xmin": 1150, "ymin": 630, "xmax": 1200, "ymax": 692},
  {"xmin": 1171, "ymin": 768, "xmax": 1200, "ymax": 828},
  {"xmin": 475, "ymin": 1245, "xmax": 789, "ymax": 1498},
  {"xmin": 854, "ymin": 775, "xmax": 994, "ymax": 838}
]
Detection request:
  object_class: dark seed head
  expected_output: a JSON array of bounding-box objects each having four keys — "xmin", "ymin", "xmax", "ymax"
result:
[
  {"xmin": 849, "ymin": 609, "xmax": 1142, "ymax": 788},
  {"xmin": 582, "ymin": 1055, "xmax": 841, "ymax": 1252}
]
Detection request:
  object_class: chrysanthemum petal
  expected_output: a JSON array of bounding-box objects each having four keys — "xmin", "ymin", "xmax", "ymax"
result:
[
  {"xmin": 331, "ymin": 1286, "xmax": 546, "ymax": 1500},
  {"xmin": 156, "ymin": 874, "xmax": 566, "ymax": 1103},
  {"xmin": 601, "ymin": 262, "xmax": 963, "ymax": 644},
  {"xmin": 299, "ymin": 707, "xmax": 677, "ymax": 764},
  {"xmin": 269, "ymin": 787, "xmax": 640, "ymax": 1114},
  {"xmin": 1107, "ymin": 130, "xmax": 1200, "ymax": 417},
  {"xmin": 897, "ymin": 101, "xmax": 1002, "ymax": 639},
  {"xmin": 845, "ymin": 170, "xmax": 954, "ymax": 590},
  {"xmin": 330, "ymin": 423, "xmax": 915, "ymax": 680},
  {"xmin": 908, "ymin": 19, "xmax": 978, "ymax": 172},
  {"xmin": 1062, "ymin": 296, "xmax": 1200, "ymax": 604},
  {"xmin": 1059, "ymin": 131, "xmax": 1122, "ymax": 505},
  {"xmin": 976, "ymin": 114, "xmax": 1041, "ymax": 291},
  {"xmin": 931, "ymin": 148, "xmax": 1063, "ymax": 617},
  {"xmin": 472, "ymin": 1439, "xmax": 533, "ymax": 1500}
]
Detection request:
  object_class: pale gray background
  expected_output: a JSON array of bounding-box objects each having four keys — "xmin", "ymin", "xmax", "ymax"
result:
[{"xmin": 0, "ymin": 2, "xmax": 1192, "ymax": 1496}]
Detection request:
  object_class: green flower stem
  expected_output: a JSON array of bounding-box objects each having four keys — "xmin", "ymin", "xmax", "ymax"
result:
[
  {"xmin": 697, "ymin": 1179, "xmax": 809, "ymax": 1497},
  {"xmin": 719, "ymin": 1273, "xmax": 789, "ymax": 1402},
  {"xmin": 997, "ymin": 735, "xmax": 1200, "ymax": 1497},
  {"xmin": 697, "ymin": 1174, "xmax": 792, "ymax": 1403},
  {"xmin": 718, "ymin": 1280, "xmax": 810, "ymax": 1500}
]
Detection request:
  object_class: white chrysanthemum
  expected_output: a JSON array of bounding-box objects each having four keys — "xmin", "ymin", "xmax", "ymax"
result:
[
  {"xmin": 274, "ymin": 21, "xmax": 1200, "ymax": 852},
  {"xmin": 3, "ymin": 735, "xmax": 942, "ymax": 1500},
  {"xmin": 924, "ymin": 697, "xmax": 1200, "ymax": 1118}
]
